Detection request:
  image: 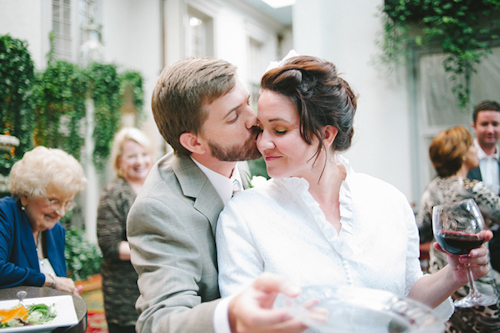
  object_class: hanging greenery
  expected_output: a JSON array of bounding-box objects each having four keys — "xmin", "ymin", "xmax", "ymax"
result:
[
  {"xmin": 0, "ymin": 35, "xmax": 35, "ymax": 175},
  {"xmin": 33, "ymin": 60, "xmax": 87, "ymax": 160},
  {"xmin": 1, "ymin": 33, "xmax": 145, "ymax": 173},
  {"xmin": 120, "ymin": 70, "xmax": 145, "ymax": 124},
  {"xmin": 87, "ymin": 62, "xmax": 122, "ymax": 171},
  {"xmin": 379, "ymin": 0, "xmax": 500, "ymax": 109}
]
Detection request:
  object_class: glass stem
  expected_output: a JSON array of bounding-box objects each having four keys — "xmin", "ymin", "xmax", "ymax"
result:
[{"xmin": 466, "ymin": 265, "xmax": 479, "ymax": 299}]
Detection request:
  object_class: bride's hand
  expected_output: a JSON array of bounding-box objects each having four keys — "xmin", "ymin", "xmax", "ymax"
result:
[{"xmin": 434, "ymin": 230, "xmax": 493, "ymax": 284}]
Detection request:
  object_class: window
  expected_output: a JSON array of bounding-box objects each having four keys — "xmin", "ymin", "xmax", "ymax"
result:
[
  {"xmin": 52, "ymin": 0, "xmax": 72, "ymax": 61},
  {"xmin": 186, "ymin": 6, "xmax": 213, "ymax": 57}
]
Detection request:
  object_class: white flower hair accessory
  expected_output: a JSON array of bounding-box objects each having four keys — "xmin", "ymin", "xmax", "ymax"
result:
[{"xmin": 265, "ymin": 50, "xmax": 300, "ymax": 73}]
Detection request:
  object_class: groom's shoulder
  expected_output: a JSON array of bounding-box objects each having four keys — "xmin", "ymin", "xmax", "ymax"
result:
[
  {"xmin": 146, "ymin": 152, "xmax": 177, "ymax": 182},
  {"xmin": 139, "ymin": 152, "xmax": 188, "ymax": 199}
]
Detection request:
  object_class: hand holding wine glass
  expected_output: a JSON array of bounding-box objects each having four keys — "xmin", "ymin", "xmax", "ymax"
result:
[{"xmin": 432, "ymin": 198, "xmax": 498, "ymax": 308}]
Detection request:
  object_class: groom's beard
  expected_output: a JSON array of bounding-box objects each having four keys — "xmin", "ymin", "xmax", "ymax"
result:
[{"xmin": 208, "ymin": 127, "xmax": 262, "ymax": 162}]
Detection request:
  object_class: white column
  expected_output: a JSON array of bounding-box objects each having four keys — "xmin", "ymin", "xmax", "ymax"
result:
[
  {"xmin": 164, "ymin": 0, "xmax": 186, "ymax": 65},
  {"xmin": 84, "ymin": 98, "xmax": 98, "ymax": 244}
]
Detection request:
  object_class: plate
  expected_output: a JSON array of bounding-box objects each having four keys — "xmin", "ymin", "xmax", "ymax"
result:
[
  {"xmin": 275, "ymin": 285, "xmax": 443, "ymax": 333},
  {"xmin": 0, "ymin": 295, "xmax": 78, "ymax": 332}
]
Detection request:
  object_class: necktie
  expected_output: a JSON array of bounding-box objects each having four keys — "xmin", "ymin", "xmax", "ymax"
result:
[{"xmin": 232, "ymin": 179, "xmax": 242, "ymax": 197}]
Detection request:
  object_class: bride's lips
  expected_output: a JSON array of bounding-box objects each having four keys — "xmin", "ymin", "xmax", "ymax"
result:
[{"xmin": 264, "ymin": 155, "xmax": 281, "ymax": 161}]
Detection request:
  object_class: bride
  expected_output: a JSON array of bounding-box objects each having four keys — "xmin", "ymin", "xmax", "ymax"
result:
[{"xmin": 216, "ymin": 55, "xmax": 493, "ymax": 323}]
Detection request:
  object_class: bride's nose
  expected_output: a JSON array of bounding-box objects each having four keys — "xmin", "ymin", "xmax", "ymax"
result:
[{"xmin": 257, "ymin": 130, "xmax": 275, "ymax": 151}]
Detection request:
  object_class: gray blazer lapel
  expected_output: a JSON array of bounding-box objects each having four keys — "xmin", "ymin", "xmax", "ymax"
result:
[{"xmin": 172, "ymin": 154, "xmax": 224, "ymax": 236}]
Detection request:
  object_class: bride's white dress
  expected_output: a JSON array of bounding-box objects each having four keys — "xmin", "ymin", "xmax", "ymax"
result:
[{"xmin": 216, "ymin": 156, "xmax": 453, "ymax": 328}]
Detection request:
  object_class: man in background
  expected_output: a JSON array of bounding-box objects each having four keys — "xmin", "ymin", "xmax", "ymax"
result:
[{"xmin": 468, "ymin": 100, "xmax": 500, "ymax": 273}]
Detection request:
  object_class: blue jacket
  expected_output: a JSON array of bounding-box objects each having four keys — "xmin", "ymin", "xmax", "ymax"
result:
[{"xmin": 0, "ymin": 196, "xmax": 66, "ymax": 288}]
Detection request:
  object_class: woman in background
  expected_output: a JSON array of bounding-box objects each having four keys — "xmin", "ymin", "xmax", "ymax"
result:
[
  {"xmin": 417, "ymin": 125, "xmax": 500, "ymax": 333},
  {"xmin": 97, "ymin": 127, "xmax": 154, "ymax": 333},
  {"xmin": 0, "ymin": 146, "xmax": 87, "ymax": 295}
]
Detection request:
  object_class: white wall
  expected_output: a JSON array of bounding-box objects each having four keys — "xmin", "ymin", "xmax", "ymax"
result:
[
  {"xmin": 101, "ymin": 0, "xmax": 164, "ymax": 156},
  {"xmin": 294, "ymin": 0, "xmax": 415, "ymax": 203},
  {"xmin": 0, "ymin": 0, "xmax": 51, "ymax": 69},
  {"xmin": 214, "ymin": 8, "xmax": 278, "ymax": 89},
  {"xmin": 151, "ymin": 0, "xmax": 290, "ymax": 95},
  {"xmin": 216, "ymin": 6, "xmax": 250, "ymax": 80}
]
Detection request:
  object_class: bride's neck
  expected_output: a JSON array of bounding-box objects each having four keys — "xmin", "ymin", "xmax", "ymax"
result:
[
  {"xmin": 307, "ymin": 154, "xmax": 345, "ymax": 193},
  {"xmin": 306, "ymin": 159, "xmax": 346, "ymax": 232}
]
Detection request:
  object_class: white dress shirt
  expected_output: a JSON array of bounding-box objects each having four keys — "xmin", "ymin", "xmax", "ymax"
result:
[
  {"xmin": 190, "ymin": 157, "xmax": 241, "ymax": 333},
  {"xmin": 475, "ymin": 138, "xmax": 500, "ymax": 194},
  {"xmin": 216, "ymin": 156, "xmax": 453, "ymax": 328}
]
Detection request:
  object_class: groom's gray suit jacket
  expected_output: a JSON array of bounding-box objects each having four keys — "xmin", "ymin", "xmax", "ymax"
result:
[{"xmin": 127, "ymin": 152, "xmax": 248, "ymax": 333}]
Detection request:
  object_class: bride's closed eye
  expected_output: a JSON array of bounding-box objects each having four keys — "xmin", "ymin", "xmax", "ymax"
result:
[{"xmin": 274, "ymin": 127, "xmax": 287, "ymax": 134}]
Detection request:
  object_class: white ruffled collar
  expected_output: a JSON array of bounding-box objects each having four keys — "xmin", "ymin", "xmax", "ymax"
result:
[{"xmin": 272, "ymin": 155, "xmax": 355, "ymax": 258}]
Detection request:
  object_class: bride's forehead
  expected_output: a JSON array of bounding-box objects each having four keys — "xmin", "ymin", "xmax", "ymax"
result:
[{"xmin": 258, "ymin": 92, "xmax": 297, "ymax": 115}]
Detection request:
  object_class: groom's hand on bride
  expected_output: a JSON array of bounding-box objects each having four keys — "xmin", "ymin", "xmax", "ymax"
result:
[{"xmin": 228, "ymin": 272, "xmax": 308, "ymax": 333}]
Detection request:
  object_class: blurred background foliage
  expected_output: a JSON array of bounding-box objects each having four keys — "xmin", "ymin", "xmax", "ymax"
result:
[
  {"xmin": 379, "ymin": 0, "xmax": 500, "ymax": 109},
  {"xmin": 0, "ymin": 35, "xmax": 35, "ymax": 174},
  {"xmin": 65, "ymin": 226, "xmax": 103, "ymax": 280},
  {"xmin": 0, "ymin": 33, "xmax": 145, "ymax": 174}
]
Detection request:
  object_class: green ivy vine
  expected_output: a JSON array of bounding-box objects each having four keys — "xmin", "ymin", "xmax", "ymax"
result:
[
  {"xmin": 87, "ymin": 62, "xmax": 122, "ymax": 171},
  {"xmin": 120, "ymin": 70, "xmax": 145, "ymax": 124},
  {"xmin": 0, "ymin": 34, "xmax": 35, "ymax": 174},
  {"xmin": 0, "ymin": 34, "xmax": 145, "ymax": 174},
  {"xmin": 379, "ymin": 0, "xmax": 500, "ymax": 109},
  {"xmin": 33, "ymin": 60, "xmax": 87, "ymax": 160}
]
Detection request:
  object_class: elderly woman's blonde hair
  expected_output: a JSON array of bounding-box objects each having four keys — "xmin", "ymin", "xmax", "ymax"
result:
[
  {"xmin": 429, "ymin": 125, "xmax": 473, "ymax": 178},
  {"xmin": 111, "ymin": 127, "xmax": 153, "ymax": 178},
  {"xmin": 9, "ymin": 146, "xmax": 87, "ymax": 198}
]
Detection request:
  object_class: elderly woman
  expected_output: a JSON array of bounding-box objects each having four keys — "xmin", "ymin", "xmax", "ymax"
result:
[
  {"xmin": 417, "ymin": 125, "xmax": 500, "ymax": 332},
  {"xmin": 97, "ymin": 127, "xmax": 153, "ymax": 333},
  {"xmin": 0, "ymin": 146, "xmax": 87, "ymax": 295}
]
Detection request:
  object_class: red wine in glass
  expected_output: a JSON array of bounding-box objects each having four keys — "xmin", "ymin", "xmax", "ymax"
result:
[
  {"xmin": 432, "ymin": 199, "xmax": 498, "ymax": 308},
  {"xmin": 434, "ymin": 230, "xmax": 485, "ymax": 255}
]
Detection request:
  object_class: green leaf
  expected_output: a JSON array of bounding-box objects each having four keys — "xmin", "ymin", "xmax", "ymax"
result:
[{"xmin": 415, "ymin": 35, "xmax": 423, "ymax": 46}]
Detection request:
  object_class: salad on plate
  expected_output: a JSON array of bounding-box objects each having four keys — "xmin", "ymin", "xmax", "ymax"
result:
[{"xmin": 0, "ymin": 303, "xmax": 56, "ymax": 328}]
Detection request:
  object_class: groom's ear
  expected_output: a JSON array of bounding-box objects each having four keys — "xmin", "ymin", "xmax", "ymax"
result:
[{"xmin": 179, "ymin": 132, "xmax": 206, "ymax": 155}]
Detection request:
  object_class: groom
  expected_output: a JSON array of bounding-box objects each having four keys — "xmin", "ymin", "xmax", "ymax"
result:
[{"xmin": 127, "ymin": 57, "xmax": 306, "ymax": 333}]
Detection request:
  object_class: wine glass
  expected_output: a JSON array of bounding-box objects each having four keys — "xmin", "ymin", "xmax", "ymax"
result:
[{"xmin": 432, "ymin": 198, "xmax": 498, "ymax": 307}]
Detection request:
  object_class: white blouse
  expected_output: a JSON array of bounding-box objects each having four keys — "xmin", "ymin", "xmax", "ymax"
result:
[{"xmin": 216, "ymin": 156, "xmax": 453, "ymax": 320}]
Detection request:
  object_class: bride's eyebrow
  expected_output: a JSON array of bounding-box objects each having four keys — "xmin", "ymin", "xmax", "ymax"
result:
[{"xmin": 269, "ymin": 117, "xmax": 291, "ymax": 123}]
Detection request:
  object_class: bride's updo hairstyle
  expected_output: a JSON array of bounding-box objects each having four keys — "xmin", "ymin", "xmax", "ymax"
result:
[{"xmin": 260, "ymin": 55, "xmax": 357, "ymax": 158}]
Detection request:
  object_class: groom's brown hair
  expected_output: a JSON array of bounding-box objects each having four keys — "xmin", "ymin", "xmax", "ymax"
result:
[{"xmin": 152, "ymin": 57, "xmax": 237, "ymax": 155}]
